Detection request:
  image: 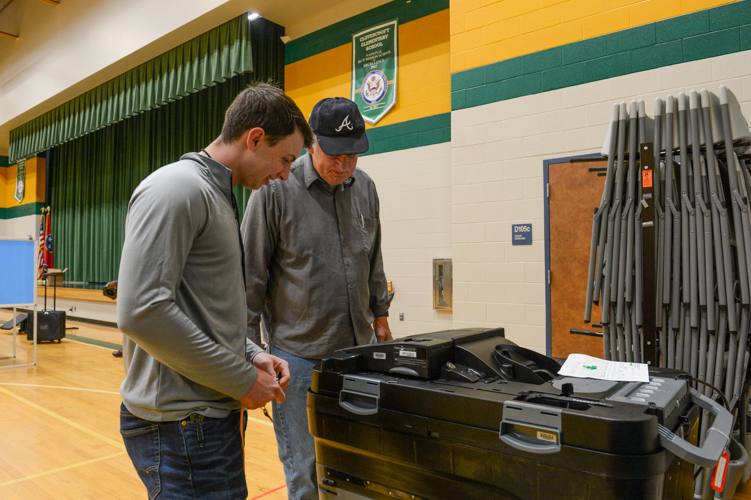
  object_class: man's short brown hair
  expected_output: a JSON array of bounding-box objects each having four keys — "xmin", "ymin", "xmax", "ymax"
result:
[{"xmin": 221, "ymin": 82, "xmax": 314, "ymax": 148}]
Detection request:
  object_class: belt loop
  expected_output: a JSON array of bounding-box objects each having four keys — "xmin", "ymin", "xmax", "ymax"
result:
[{"xmin": 190, "ymin": 413, "xmax": 205, "ymax": 447}]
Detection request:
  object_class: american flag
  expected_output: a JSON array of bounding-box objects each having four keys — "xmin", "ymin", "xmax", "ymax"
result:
[
  {"xmin": 43, "ymin": 208, "xmax": 53, "ymax": 270},
  {"xmin": 37, "ymin": 208, "xmax": 47, "ymax": 279}
]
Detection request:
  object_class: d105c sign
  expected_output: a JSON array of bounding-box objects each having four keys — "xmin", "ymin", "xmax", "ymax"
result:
[{"xmin": 512, "ymin": 224, "xmax": 532, "ymax": 245}]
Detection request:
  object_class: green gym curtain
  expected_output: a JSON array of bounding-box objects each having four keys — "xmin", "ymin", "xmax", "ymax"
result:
[
  {"xmin": 9, "ymin": 14, "xmax": 258, "ymax": 164},
  {"xmin": 47, "ymin": 17, "xmax": 285, "ymax": 284}
]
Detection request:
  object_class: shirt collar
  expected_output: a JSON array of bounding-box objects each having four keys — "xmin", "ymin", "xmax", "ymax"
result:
[
  {"xmin": 301, "ymin": 152, "xmax": 357, "ymax": 191},
  {"xmin": 181, "ymin": 152, "xmax": 233, "ymax": 196},
  {"xmin": 302, "ymin": 153, "xmax": 320, "ymax": 189}
]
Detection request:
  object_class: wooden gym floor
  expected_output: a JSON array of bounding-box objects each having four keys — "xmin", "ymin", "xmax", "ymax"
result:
[
  {"xmin": 0, "ymin": 310, "xmax": 288, "ymax": 500},
  {"xmin": 2, "ymin": 309, "xmax": 751, "ymax": 500}
]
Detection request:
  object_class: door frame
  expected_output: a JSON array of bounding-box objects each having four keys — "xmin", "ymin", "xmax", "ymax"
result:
[{"xmin": 543, "ymin": 153, "xmax": 602, "ymax": 356}]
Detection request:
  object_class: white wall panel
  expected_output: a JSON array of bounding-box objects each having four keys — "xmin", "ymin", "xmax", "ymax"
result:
[
  {"xmin": 357, "ymin": 142, "xmax": 454, "ymax": 337},
  {"xmin": 1, "ymin": 214, "xmax": 38, "ymax": 240}
]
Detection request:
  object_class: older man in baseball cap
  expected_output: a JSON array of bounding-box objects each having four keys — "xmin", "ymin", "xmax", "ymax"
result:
[{"xmin": 240, "ymin": 97, "xmax": 392, "ymax": 500}]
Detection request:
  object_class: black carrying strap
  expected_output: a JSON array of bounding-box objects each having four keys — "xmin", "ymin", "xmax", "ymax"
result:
[{"xmin": 493, "ymin": 344, "xmax": 560, "ymax": 384}]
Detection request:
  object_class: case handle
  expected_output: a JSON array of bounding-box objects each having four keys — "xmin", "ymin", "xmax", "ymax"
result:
[
  {"xmin": 499, "ymin": 401, "xmax": 562, "ymax": 454},
  {"xmin": 658, "ymin": 388, "xmax": 732, "ymax": 467},
  {"xmin": 339, "ymin": 390, "xmax": 379, "ymax": 415},
  {"xmin": 499, "ymin": 425, "xmax": 561, "ymax": 454}
]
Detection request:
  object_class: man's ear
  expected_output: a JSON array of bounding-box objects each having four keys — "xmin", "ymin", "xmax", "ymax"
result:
[{"xmin": 246, "ymin": 128, "xmax": 266, "ymax": 151}]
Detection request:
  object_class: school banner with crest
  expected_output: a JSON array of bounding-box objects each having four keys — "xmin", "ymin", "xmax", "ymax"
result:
[
  {"xmin": 352, "ymin": 20, "xmax": 398, "ymax": 125},
  {"xmin": 14, "ymin": 157, "xmax": 26, "ymax": 203}
]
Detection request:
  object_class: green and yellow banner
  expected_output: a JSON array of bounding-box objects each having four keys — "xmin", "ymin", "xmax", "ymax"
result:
[
  {"xmin": 352, "ymin": 20, "xmax": 398, "ymax": 125},
  {"xmin": 14, "ymin": 158, "xmax": 26, "ymax": 203}
]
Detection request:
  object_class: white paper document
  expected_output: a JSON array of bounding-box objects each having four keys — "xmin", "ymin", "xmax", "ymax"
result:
[{"xmin": 558, "ymin": 354, "xmax": 649, "ymax": 383}]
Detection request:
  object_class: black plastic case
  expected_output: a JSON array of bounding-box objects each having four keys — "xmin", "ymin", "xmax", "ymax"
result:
[{"xmin": 308, "ymin": 328, "xmax": 700, "ymax": 500}]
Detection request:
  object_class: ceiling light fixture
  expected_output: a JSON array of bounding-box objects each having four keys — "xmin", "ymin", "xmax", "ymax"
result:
[{"xmin": 248, "ymin": 12, "xmax": 260, "ymax": 21}]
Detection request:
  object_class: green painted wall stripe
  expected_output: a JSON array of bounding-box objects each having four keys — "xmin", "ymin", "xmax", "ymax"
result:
[
  {"xmin": 285, "ymin": 0, "xmax": 449, "ymax": 65},
  {"xmin": 362, "ymin": 112, "xmax": 450, "ymax": 156},
  {"xmin": 0, "ymin": 153, "xmax": 43, "ymax": 167},
  {"xmin": 0, "ymin": 202, "xmax": 45, "ymax": 220},
  {"xmin": 452, "ymin": 0, "xmax": 751, "ymax": 111},
  {"xmin": 656, "ymin": 10, "xmax": 709, "ymax": 43}
]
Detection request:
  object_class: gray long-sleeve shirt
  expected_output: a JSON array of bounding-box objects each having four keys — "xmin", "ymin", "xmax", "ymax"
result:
[
  {"xmin": 118, "ymin": 153, "xmax": 262, "ymax": 422},
  {"xmin": 241, "ymin": 152, "xmax": 389, "ymax": 360}
]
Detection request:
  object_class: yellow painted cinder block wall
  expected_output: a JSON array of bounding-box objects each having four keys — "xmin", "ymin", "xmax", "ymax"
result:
[
  {"xmin": 450, "ymin": 0, "xmax": 739, "ymax": 73},
  {"xmin": 285, "ymin": 9, "xmax": 450, "ymax": 129},
  {"xmin": 33, "ymin": 157, "xmax": 46, "ymax": 204},
  {"xmin": 0, "ymin": 166, "xmax": 7, "ymax": 208},
  {"xmin": 1, "ymin": 157, "xmax": 45, "ymax": 209}
]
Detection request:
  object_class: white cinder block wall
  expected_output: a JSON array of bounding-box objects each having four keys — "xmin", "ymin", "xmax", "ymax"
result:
[
  {"xmin": 37, "ymin": 298, "xmax": 117, "ymax": 324},
  {"xmin": 450, "ymin": 50, "xmax": 751, "ymax": 354},
  {"xmin": 358, "ymin": 142, "xmax": 454, "ymax": 337},
  {"xmin": 2, "ymin": 215, "xmax": 38, "ymax": 240}
]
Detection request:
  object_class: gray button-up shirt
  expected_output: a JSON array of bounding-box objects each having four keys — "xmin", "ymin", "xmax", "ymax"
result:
[{"xmin": 241, "ymin": 152, "xmax": 389, "ymax": 360}]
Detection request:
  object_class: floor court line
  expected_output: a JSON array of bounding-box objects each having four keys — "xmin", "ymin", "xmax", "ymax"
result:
[
  {"xmin": 0, "ymin": 336, "xmax": 115, "ymax": 351},
  {"xmin": 0, "ymin": 386, "xmax": 125, "ymax": 450},
  {"xmin": 249, "ymin": 483, "xmax": 287, "ymax": 499},
  {"xmin": 0, "ymin": 382, "xmax": 119, "ymax": 395},
  {"xmin": 64, "ymin": 336, "xmax": 120, "ymax": 350},
  {"xmin": 0, "ymin": 451, "xmax": 127, "ymax": 487},
  {"xmin": 247, "ymin": 414, "xmax": 274, "ymax": 428}
]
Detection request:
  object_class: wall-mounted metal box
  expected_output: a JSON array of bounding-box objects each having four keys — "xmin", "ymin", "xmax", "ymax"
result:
[{"xmin": 433, "ymin": 258, "xmax": 452, "ymax": 310}]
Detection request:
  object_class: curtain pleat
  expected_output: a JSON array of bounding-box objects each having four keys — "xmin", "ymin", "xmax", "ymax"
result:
[
  {"xmin": 49, "ymin": 18, "xmax": 285, "ymax": 283},
  {"xmin": 9, "ymin": 14, "xmax": 256, "ymax": 164}
]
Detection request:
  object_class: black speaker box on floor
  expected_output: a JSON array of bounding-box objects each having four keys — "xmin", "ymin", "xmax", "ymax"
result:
[{"xmin": 24, "ymin": 310, "xmax": 66, "ymax": 343}]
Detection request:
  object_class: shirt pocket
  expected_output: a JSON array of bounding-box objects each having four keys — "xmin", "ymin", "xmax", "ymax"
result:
[{"xmin": 360, "ymin": 216, "xmax": 378, "ymax": 255}]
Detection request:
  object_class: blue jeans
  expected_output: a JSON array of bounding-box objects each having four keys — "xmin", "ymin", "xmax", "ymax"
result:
[
  {"xmin": 270, "ymin": 347, "xmax": 319, "ymax": 500},
  {"xmin": 120, "ymin": 403, "xmax": 247, "ymax": 500}
]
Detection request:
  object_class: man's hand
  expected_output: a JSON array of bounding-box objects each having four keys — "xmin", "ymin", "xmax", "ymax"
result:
[
  {"xmin": 373, "ymin": 316, "xmax": 393, "ymax": 342},
  {"xmin": 239, "ymin": 369, "xmax": 286, "ymax": 409},
  {"xmin": 240, "ymin": 353, "xmax": 290, "ymax": 409},
  {"xmin": 252, "ymin": 352, "xmax": 291, "ymax": 391}
]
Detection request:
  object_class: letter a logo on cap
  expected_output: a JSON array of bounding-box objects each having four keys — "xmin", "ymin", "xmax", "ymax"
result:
[{"xmin": 335, "ymin": 115, "xmax": 354, "ymax": 133}]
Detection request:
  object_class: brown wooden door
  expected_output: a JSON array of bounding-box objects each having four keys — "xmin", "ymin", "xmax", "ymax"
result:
[{"xmin": 549, "ymin": 160, "xmax": 607, "ymax": 358}]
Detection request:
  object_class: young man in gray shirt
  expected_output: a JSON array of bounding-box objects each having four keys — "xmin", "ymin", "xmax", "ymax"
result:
[
  {"xmin": 242, "ymin": 97, "xmax": 392, "ymax": 500},
  {"xmin": 117, "ymin": 83, "xmax": 314, "ymax": 499}
]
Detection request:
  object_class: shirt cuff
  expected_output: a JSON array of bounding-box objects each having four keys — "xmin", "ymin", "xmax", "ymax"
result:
[
  {"xmin": 246, "ymin": 325, "xmax": 263, "ymax": 348},
  {"xmin": 371, "ymin": 308, "xmax": 389, "ymax": 319},
  {"xmin": 245, "ymin": 337, "xmax": 265, "ymax": 362}
]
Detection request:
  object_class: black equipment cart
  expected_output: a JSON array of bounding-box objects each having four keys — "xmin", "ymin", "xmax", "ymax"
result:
[{"xmin": 308, "ymin": 328, "xmax": 731, "ymax": 500}]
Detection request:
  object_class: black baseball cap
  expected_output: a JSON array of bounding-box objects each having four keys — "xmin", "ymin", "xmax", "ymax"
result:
[{"xmin": 309, "ymin": 97, "xmax": 369, "ymax": 155}]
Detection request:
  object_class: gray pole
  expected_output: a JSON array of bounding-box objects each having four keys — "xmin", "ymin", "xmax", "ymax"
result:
[
  {"xmin": 678, "ymin": 93, "xmax": 699, "ymax": 329},
  {"xmin": 586, "ymin": 104, "xmax": 620, "ymax": 324}
]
